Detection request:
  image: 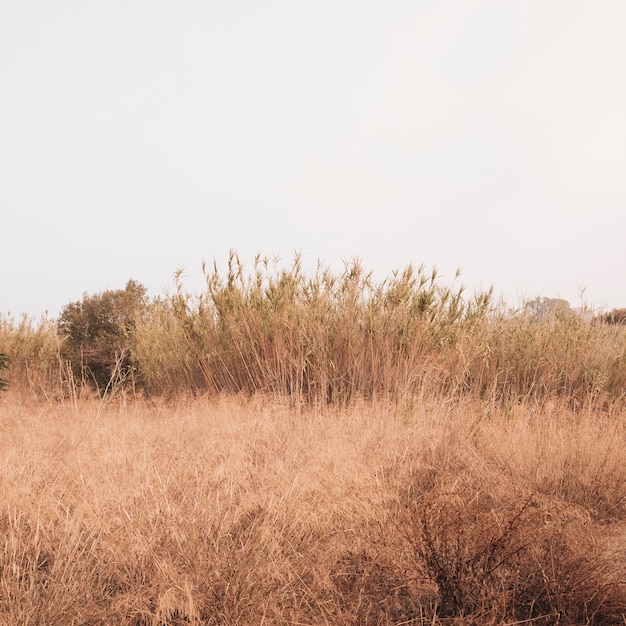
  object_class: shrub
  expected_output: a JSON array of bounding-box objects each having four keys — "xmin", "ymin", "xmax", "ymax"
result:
[
  {"xmin": 57, "ymin": 280, "xmax": 148, "ymax": 392},
  {"xmin": 525, "ymin": 296, "xmax": 572, "ymax": 321},
  {"xmin": 601, "ymin": 308, "xmax": 626, "ymax": 325},
  {"xmin": 0, "ymin": 352, "xmax": 8, "ymax": 391},
  {"xmin": 402, "ymin": 448, "xmax": 626, "ymax": 625}
]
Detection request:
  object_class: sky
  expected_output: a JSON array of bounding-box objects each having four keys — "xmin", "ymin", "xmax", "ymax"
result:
[{"xmin": 1, "ymin": 0, "xmax": 625, "ymax": 318}]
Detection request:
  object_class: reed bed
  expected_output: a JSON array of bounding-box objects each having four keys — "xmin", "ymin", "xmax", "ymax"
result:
[
  {"xmin": 0, "ymin": 393, "xmax": 624, "ymax": 625},
  {"xmin": 2, "ymin": 254, "xmax": 625, "ymax": 408},
  {"xmin": 132, "ymin": 253, "xmax": 626, "ymax": 408}
]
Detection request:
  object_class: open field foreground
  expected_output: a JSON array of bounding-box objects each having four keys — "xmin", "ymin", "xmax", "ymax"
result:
[{"xmin": 1, "ymin": 394, "xmax": 625, "ymax": 625}]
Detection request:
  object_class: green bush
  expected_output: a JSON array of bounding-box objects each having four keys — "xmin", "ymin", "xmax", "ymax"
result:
[{"xmin": 58, "ymin": 280, "xmax": 148, "ymax": 392}]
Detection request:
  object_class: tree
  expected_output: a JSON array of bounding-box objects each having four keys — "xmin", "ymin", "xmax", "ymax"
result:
[
  {"xmin": 58, "ymin": 280, "xmax": 148, "ymax": 391},
  {"xmin": 525, "ymin": 297, "xmax": 571, "ymax": 321}
]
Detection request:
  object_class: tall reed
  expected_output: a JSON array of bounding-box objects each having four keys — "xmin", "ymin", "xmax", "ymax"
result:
[
  {"xmin": 450, "ymin": 305, "xmax": 626, "ymax": 408},
  {"xmin": 133, "ymin": 253, "xmax": 626, "ymax": 407},
  {"xmin": 3, "ymin": 253, "xmax": 625, "ymax": 407},
  {"xmin": 133, "ymin": 253, "xmax": 493, "ymax": 403}
]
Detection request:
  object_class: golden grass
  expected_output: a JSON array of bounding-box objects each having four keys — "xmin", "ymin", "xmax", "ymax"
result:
[
  {"xmin": 0, "ymin": 313, "xmax": 63, "ymax": 399},
  {"xmin": 1, "ymin": 392, "xmax": 625, "ymax": 625}
]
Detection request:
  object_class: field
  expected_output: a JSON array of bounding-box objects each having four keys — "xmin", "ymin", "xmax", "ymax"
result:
[
  {"xmin": 1, "ymin": 258, "xmax": 626, "ymax": 624},
  {"xmin": 1, "ymin": 393, "xmax": 625, "ymax": 625}
]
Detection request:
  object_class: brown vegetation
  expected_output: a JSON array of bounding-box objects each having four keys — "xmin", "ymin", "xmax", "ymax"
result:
[
  {"xmin": 601, "ymin": 308, "xmax": 626, "ymax": 326},
  {"xmin": 2, "ymin": 253, "xmax": 625, "ymax": 407},
  {"xmin": 57, "ymin": 279, "xmax": 148, "ymax": 392},
  {"xmin": 1, "ymin": 255, "xmax": 625, "ymax": 624}
]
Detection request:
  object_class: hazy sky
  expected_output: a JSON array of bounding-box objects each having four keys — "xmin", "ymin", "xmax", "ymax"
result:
[{"xmin": 2, "ymin": 0, "xmax": 625, "ymax": 317}]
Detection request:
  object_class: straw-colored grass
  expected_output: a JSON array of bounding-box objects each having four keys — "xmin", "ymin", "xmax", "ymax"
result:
[
  {"xmin": 1, "ymin": 392, "xmax": 624, "ymax": 625},
  {"xmin": 0, "ymin": 313, "xmax": 63, "ymax": 399}
]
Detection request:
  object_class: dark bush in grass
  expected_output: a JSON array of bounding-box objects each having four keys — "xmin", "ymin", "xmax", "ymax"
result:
[
  {"xmin": 57, "ymin": 280, "xmax": 148, "ymax": 392},
  {"xmin": 0, "ymin": 352, "xmax": 8, "ymax": 391},
  {"xmin": 601, "ymin": 307, "xmax": 626, "ymax": 325},
  {"xmin": 402, "ymin": 481, "xmax": 626, "ymax": 624}
]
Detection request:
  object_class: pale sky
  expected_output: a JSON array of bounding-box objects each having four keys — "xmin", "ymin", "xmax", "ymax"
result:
[{"xmin": 1, "ymin": 0, "xmax": 625, "ymax": 317}]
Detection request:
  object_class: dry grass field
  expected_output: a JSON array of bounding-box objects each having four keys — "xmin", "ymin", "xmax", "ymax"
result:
[
  {"xmin": 1, "ymin": 392, "xmax": 625, "ymax": 625},
  {"xmin": 2, "ymin": 259, "xmax": 626, "ymax": 623}
]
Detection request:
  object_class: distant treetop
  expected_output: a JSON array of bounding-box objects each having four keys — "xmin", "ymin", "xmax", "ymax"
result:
[
  {"xmin": 600, "ymin": 308, "xmax": 626, "ymax": 325},
  {"xmin": 524, "ymin": 297, "xmax": 571, "ymax": 321}
]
